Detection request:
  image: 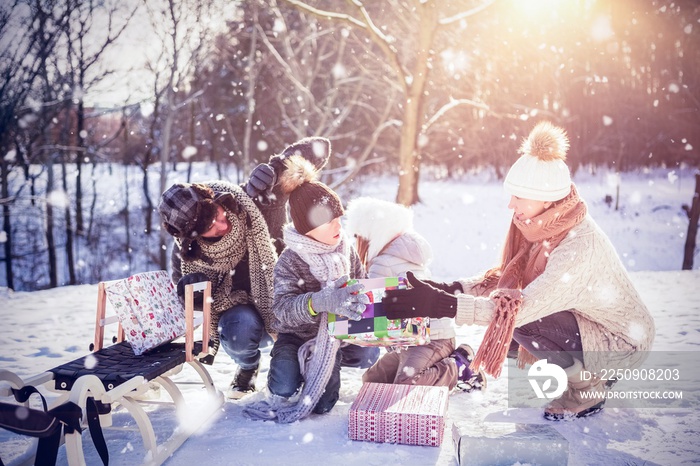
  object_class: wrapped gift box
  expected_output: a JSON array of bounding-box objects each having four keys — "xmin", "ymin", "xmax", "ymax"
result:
[
  {"xmin": 328, "ymin": 277, "xmax": 430, "ymax": 347},
  {"xmin": 105, "ymin": 270, "xmax": 186, "ymax": 356},
  {"xmin": 349, "ymin": 382, "xmax": 449, "ymax": 447}
]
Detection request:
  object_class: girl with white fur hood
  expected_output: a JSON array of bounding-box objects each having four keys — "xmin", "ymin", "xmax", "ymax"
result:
[{"xmin": 345, "ymin": 197, "xmax": 484, "ymax": 391}]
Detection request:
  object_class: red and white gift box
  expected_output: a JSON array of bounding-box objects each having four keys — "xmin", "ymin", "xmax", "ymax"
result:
[
  {"xmin": 105, "ymin": 270, "xmax": 186, "ymax": 356},
  {"xmin": 348, "ymin": 382, "xmax": 449, "ymax": 447}
]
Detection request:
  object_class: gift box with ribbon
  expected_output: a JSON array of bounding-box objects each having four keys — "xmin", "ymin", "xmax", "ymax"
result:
[{"xmin": 327, "ymin": 277, "xmax": 429, "ymax": 347}]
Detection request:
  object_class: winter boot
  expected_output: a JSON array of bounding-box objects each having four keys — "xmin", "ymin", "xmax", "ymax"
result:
[
  {"xmin": 226, "ymin": 366, "xmax": 259, "ymax": 400},
  {"xmin": 453, "ymin": 344, "xmax": 487, "ymax": 392},
  {"xmin": 544, "ymin": 359, "xmax": 605, "ymax": 421}
]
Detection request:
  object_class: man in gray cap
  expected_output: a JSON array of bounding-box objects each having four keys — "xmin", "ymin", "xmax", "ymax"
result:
[{"xmin": 159, "ymin": 137, "xmax": 331, "ymax": 399}]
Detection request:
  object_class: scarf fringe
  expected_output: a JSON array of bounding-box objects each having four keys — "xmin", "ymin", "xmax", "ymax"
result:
[
  {"xmin": 516, "ymin": 345, "xmax": 539, "ymax": 369},
  {"xmin": 471, "ymin": 290, "xmax": 522, "ymax": 378}
]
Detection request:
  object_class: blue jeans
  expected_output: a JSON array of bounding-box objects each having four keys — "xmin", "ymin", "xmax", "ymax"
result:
[
  {"xmin": 218, "ymin": 304, "xmax": 273, "ymax": 370},
  {"xmin": 339, "ymin": 344, "xmax": 379, "ymax": 369},
  {"xmin": 513, "ymin": 311, "xmax": 583, "ymax": 368},
  {"xmin": 267, "ymin": 333, "xmax": 342, "ymax": 414}
]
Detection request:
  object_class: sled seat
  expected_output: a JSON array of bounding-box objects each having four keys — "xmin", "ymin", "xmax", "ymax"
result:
[
  {"xmin": 0, "ymin": 272, "xmax": 224, "ymax": 466},
  {"xmin": 49, "ymin": 340, "xmax": 203, "ymax": 392}
]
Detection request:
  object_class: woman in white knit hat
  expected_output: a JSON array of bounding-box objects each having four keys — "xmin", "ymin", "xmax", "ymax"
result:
[{"xmin": 384, "ymin": 121, "xmax": 655, "ymax": 420}]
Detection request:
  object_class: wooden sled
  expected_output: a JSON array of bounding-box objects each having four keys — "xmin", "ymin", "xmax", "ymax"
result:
[{"xmin": 0, "ymin": 273, "xmax": 224, "ymax": 466}]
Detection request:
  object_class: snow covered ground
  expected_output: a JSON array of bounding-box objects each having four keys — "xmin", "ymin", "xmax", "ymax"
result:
[{"xmin": 1, "ymin": 168, "xmax": 699, "ymax": 465}]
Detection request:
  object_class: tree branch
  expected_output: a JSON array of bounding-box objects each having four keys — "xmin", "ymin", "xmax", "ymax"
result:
[
  {"xmin": 439, "ymin": 0, "xmax": 498, "ymax": 26},
  {"xmin": 282, "ymin": 0, "xmax": 409, "ymax": 92},
  {"xmin": 422, "ymin": 98, "xmax": 490, "ymax": 133}
]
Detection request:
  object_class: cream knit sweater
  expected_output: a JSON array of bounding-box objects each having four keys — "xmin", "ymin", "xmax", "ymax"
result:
[{"xmin": 455, "ymin": 215, "xmax": 655, "ymax": 372}]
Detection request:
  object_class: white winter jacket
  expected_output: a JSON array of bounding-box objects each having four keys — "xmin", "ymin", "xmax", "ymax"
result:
[{"xmin": 345, "ymin": 197, "xmax": 455, "ymax": 340}]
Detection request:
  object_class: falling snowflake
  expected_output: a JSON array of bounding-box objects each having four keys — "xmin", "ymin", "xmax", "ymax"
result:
[
  {"xmin": 47, "ymin": 190, "xmax": 70, "ymax": 209},
  {"xmin": 628, "ymin": 322, "xmax": 646, "ymax": 341},
  {"xmin": 461, "ymin": 193, "xmax": 476, "ymax": 205},
  {"xmin": 12, "ymin": 406, "xmax": 30, "ymax": 422},
  {"xmin": 84, "ymin": 353, "xmax": 97, "ymax": 370},
  {"xmin": 332, "ymin": 63, "xmax": 347, "ymax": 79},
  {"xmin": 182, "ymin": 146, "xmax": 197, "ymax": 159},
  {"xmin": 417, "ymin": 134, "xmax": 429, "ymax": 148}
]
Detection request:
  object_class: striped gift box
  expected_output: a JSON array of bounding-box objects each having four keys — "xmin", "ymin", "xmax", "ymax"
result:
[
  {"xmin": 328, "ymin": 277, "xmax": 430, "ymax": 347},
  {"xmin": 349, "ymin": 382, "xmax": 449, "ymax": 447}
]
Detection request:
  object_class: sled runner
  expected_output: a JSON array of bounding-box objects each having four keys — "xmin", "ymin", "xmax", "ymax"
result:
[{"xmin": 0, "ymin": 271, "xmax": 223, "ymax": 466}]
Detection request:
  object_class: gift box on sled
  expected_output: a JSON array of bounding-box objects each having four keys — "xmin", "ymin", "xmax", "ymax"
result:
[
  {"xmin": 105, "ymin": 270, "xmax": 186, "ymax": 356},
  {"xmin": 328, "ymin": 277, "xmax": 430, "ymax": 347}
]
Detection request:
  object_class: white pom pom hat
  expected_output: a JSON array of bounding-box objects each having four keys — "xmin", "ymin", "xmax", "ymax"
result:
[{"xmin": 504, "ymin": 121, "xmax": 572, "ymax": 202}]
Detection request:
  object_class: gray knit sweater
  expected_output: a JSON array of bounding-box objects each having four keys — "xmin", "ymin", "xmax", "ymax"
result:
[{"xmin": 272, "ymin": 245, "xmax": 365, "ymax": 340}]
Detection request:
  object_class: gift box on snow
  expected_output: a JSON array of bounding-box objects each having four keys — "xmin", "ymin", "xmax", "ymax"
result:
[
  {"xmin": 349, "ymin": 382, "xmax": 449, "ymax": 447},
  {"xmin": 452, "ymin": 421, "xmax": 569, "ymax": 465},
  {"xmin": 328, "ymin": 277, "xmax": 430, "ymax": 347}
]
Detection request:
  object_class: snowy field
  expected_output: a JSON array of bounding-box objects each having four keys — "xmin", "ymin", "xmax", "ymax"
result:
[{"xmin": 1, "ymin": 167, "xmax": 699, "ymax": 465}]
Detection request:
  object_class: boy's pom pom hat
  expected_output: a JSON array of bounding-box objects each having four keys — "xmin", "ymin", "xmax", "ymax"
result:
[
  {"xmin": 282, "ymin": 155, "xmax": 344, "ymax": 235},
  {"xmin": 504, "ymin": 121, "xmax": 572, "ymax": 202}
]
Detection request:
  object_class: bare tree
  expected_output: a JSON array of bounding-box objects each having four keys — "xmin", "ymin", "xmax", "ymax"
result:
[
  {"xmin": 202, "ymin": 0, "xmax": 403, "ymax": 188},
  {"xmin": 142, "ymin": 0, "xmax": 225, "ymax": 269},
  {"xmin": 0, "ymin": 0, "xmax": 32, "ymax": 289},
  {"xmin": 282, "ymin": 0, "xmax": 495, "ymax": 205},
  {"xmin": 61, "ymin": 0, "xmax": 136, "ymax": 236}
]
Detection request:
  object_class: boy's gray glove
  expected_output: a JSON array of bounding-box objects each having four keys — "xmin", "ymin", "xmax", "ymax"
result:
[
  {"xmin": 245, "ymin": 163, "xmax": 277, "ymax": 198},
  {"xmin": 310, "ymin": 275, "xmax": 369, "ymax": 321}
]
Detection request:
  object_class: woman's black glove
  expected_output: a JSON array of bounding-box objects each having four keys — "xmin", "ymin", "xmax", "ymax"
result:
[
  {"xmin": 384, "ymin": 271, "xmax": 458, "ymax": 320},
  {"xmin": 419, "ymin": 278, "xmax": 463, "ymax": 294}
]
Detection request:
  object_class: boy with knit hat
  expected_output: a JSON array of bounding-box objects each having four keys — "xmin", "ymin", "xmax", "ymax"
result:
[
  {"xmin": 158, "ymin": 137, "xmax": 330, "ymax": 399},
  {"xmin": 244, "ymin": 155, "xmax": 368, "ymax": 422},
  {"xmin": 384, "ymin": 121, "xmax": 654, "ymax": 420}
]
